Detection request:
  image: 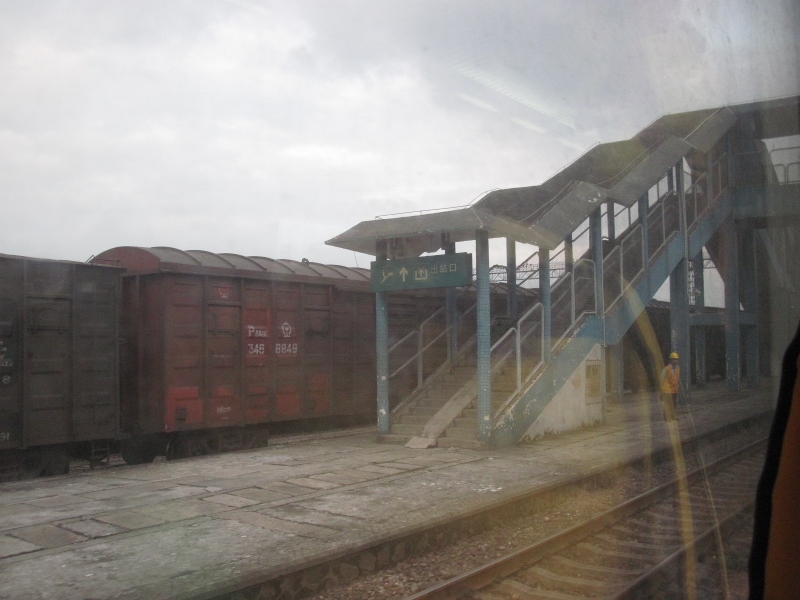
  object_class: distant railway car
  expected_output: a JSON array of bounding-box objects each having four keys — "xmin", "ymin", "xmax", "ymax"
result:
[
  {"xmin": 0, "ymin": 253, "xmax": 119, "ymax": 477},
  {"xmin": 0, "ymin": 246, "xmax": 538, "ymax": 475},
  {"xmin": 92, "ymin": 247, "xmax": 382, "ymax": 464}
]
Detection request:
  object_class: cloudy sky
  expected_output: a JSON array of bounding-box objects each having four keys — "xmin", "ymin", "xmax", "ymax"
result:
[{"xmin": 1, "ymin": 0, "xmax": 798, "ymax": 268}]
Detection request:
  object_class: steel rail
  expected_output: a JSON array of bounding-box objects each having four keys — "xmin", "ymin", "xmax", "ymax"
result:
[
  {"xmin": 611, "ymin": 498, "xmax": 753, "ymax": 599},
  {"xmin": 404, "ymin": 436, "xmax": 766, "ymax": 600}
]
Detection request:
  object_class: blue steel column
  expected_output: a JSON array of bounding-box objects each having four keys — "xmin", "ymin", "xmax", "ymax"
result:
[
  {"xmin": 638, "ymin": 194, "xmax": 649, "ymax": 297},
  {"xmin": 670, "ymin": 262, "xmax": 690, "ymax": 404},
  {"xmin": 476, "ymin": 229, "xmax": 492, "ymax": 443},
  {"xmin": 590, "ymin": 210, "xmax": 605, "ymax": 317},
  {"xmin": 741, "ymin": 227, "xmax": 758, "ymax": 388},
  {"xmin": 692, "ymin": 252, "xmax": 707, "ymax": 388},
  {"xmin": 444, "ymin": 241, "xmax": 458, "ymax": 360},
  {"xmin": 565, "ymin": 233, "xmax": 574, "ymax": 274},
  {"xmin": 606, "ymin": 202, "xmax": 616, "ymax": 242},
  {"xmin": 540, "ymin": 248, "xmax": 551, "ymax": 360},
  {"xmin": 375, "ymin": 287, "xmax": 390, "ymax": 435},
  {"xmin": 723, "ymin": 218, "xmax": 740, "ymax": 391},
  {"xmin": 590, "ymin": 210, "xmax": 607, "ymax": 417},
  {"xmin": 671, "ymin": 165, "xmax": 691, "ymax": 404},
  {"xmin": 506, "ymin": 237, "xmax": 518, "ymax": 321}
]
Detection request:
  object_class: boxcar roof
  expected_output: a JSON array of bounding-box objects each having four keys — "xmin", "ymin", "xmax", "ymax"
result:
[
  {"xmin": 91, "ymin": 246, "xmax": 371, "ymax": 283},
  {"xmin": 0, "ymin": 251, "xmax": 123, "ymax": 270}
]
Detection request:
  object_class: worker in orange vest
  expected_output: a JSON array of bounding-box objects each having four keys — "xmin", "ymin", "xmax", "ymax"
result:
[{"xmin": 660, "ymin": 351, "xmax": 680, "ymax": 421}]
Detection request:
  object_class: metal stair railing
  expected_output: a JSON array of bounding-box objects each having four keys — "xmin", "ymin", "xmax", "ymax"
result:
[
  {"xmin": 388, "ymin": 306, "xmax": 445, "ymax": 387},
  {"xmin": 488, "ymin": 257, "xmax": 597, "ymax": 419},
  {"xmin": 388, "ymin": 301, "xmax": 478, "ymax": 413},
  {"xmin": 492, "ymin": 242, "xmax": 574, "ymax": 288},
  {"xmin": 734, "ymin": 146, "xmax": 800, "ymax": 187},
  {"xmin": 488, "ymin": 151, "xmax": 732, "ymax": 425},
  {"xmin": 603, "ymin": 152, "xmax": 728, "ymax": 311}
]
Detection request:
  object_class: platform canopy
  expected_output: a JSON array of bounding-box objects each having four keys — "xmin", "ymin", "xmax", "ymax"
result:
[{"xmin": 326, "ymin": 205, "xmax": 558, "ymax": 256}]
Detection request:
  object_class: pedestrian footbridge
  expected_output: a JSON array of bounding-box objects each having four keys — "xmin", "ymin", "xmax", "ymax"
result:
[{"xmin": 327, "ymin": 96, "xmax": 800, "ymax": 448}]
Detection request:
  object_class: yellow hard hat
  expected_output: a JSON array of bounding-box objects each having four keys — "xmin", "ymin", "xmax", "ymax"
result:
[{"xmin": 669, "ymin": 352, "xmax": 679, "ymax": 359}]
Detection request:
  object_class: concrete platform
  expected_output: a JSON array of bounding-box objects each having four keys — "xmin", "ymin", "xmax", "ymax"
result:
[{"xmin": 0, "ymin": 383, "xmax": 775, "ymax": 600}]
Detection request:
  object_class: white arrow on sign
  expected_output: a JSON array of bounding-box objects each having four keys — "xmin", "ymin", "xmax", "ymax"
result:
[{"xmin": 399, "ymin": 266, "xmax": 409, "ymax": 282}]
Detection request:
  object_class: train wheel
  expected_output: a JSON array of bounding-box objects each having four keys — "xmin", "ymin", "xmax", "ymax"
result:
[
  {"xmin": 244, "ymin": 429, "xmax": 269, "ymax": 449},
  {"xmin": 19, "ymin": 452, "xmax": 45, "ymax": 479},
  {"xmin": 201, "ymin": 434, "xmax": 221, "ymax": 455},
  {"xmin": 41, "ymin": 446, "xmax": 70, "ymax": 476},
  {"xmin": 120, "ymin": 437, "xmax": 159, "ymax": 465},
  {"xmin": 167, "ymin": 434, "xmax": 206, "ymax": 459}
]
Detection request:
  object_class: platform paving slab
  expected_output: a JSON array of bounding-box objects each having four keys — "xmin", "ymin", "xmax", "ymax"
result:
[
  {"xmin": 0, "ymin": 384, "xmax": 775, "ymax": 600},
  {"xmin": 9, "ymin": 525, "xmax": 88, "ymax": 549}
]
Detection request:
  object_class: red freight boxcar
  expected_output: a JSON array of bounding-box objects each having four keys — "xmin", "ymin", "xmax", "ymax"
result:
[
  {"xmin": 92, "ymin": 247, "xmax": 381, "ymax": 463},
  {"xmin": 0, "ymin": 253, "xmax": 120, "ymax": 477}
]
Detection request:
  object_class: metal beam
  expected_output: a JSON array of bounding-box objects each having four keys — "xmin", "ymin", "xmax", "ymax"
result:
[
  {"xmin": 540, "ymin": 248, "xmax": 551, "ymax": 361},
  {"xmin": 375, "ymin": 242, "xmax": 390, "ymax": 434},
  {"xmin": 506, "ymin": 237, "xmax": 518, "ymax": 320},
  {"xmin": 565, "ymin": 233, "xmax": 574, "ymax": 274},
  {"xmin": 671, "ymin": 164, "xmax": 691, "ymax": 404},
  {"xmin": 444, "ymin": 241, "xmax": 458, "ymax": 360},
  {"xmin": 590, "ymin": 210, "xmax": 605, "ymax": 320},
  {"xmin": 692, "ymin": 252, "xmax": 706, "ymax": 387},
  {"xmin": 670, "ymin": 260, "xmax": 690, "ymax": 404},
  {"xmin": 607, "ymin": 202, "xmax": 616, "ymax": 242},
  {"xmin": 639, "ymin": 194, "xmax": 649, "ymax": 265}
]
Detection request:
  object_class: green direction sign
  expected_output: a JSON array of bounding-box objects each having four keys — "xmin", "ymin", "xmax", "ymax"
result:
[{"xmin": 370, "ymin": 253, "xmax": 473, "ymax": 292}]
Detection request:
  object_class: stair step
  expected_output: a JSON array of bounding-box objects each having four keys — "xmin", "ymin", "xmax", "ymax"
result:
[
  {"xmin": 454, "ymin": 416, "xmax": 477, "ymax": 428},
  {"xmin": 390, "ymin": 423, "xmax": 421, "ymax": 436},
  {"xmin": 422, "ymin": 386, "xmax": 462, "ymax": 397},
  {"xmin": 398, "ymin": 415, "xmax": 431, "ymax": 426},
  {"xmin": 413, "ymin": 397, "xmax": 450, "ymax": 410},
  {"xmin": 444, "ymin": 426, "xmax": 478, "ymax": 440},
  {"xmin": 409, "ymin": 407, "xmax": 440, "ymax": 417}
]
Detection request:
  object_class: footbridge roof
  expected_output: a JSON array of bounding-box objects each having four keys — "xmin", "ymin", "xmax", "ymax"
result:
[{"xmin": 327, "ymin": 96, "xmax": 799, "ymax": 256}]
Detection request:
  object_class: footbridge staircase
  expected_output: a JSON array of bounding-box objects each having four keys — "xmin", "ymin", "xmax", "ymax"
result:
[{"xmin": 327, "ymin": 96, "xmax": 800, "ymax": 448}]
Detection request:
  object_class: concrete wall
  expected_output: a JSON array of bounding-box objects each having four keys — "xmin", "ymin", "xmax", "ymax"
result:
[{"xmin": 523, "ymin": 345, "xmax": 604, "ymax": 439}]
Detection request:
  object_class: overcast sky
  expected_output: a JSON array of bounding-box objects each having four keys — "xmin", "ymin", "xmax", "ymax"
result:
[{"xmin": 1, "ymin": 0, "xmax": 798, "ymax": 269}]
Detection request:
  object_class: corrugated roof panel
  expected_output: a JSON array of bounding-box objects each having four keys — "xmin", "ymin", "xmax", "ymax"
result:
[
  {"xmin": 684, "ymin": 108, "xmax": 737, "ymax": 153},
  {"xmin": 475, "ymin": 139, "xmax": 661, "ymax": 223},
  {"xmin": 531, "ymin": 182, "xmax": 608, "ymax": 246},
  {"xmin": 217, "ymin": 254, "xmax": 268, "ymax": 271},
  {"xmin": 150, "ymin": 247, "xmax": 203, "ymax": 265},
  {"xmin": 476, "ymin": 185, "xmax": 551, "ymax": 223},
  {"xmin": 184, "ymin": 250, "xmax": 237, "ymax": 269},
  {"xmin": 326, "ymin": 264, "xmax": 371, "ymax": 281},
  {"xmin": 299, "ymin": 262, "xmax": 346, "ymax": 279},
  {"xmin": 277, "ymin": 259, "xmax": 322, "ymax": 277},
  {"xmin": 637, "ymin": 108, "xmax": 719, "ymax": 143},
  {"xmin": 608, "ymin": 136, "xmax": 692, "ymax": 206},
  {"xmin": 246, "ymin": 256, "xmax": 296, "ymax": 274}
]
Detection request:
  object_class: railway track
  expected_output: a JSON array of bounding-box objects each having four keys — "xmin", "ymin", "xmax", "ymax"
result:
[{"xmin": 406, "ymin": 439, "xmax": 763, "ymax": 600}]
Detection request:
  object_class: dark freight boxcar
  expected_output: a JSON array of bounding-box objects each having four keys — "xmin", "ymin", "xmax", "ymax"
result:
[
  {"xmin": 0, "ymin": 253, "xmax": 119, "ymax": 477},
  {"xmin": 92, "ymin": 247, "xmax": 379, "ymax": 463}
]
